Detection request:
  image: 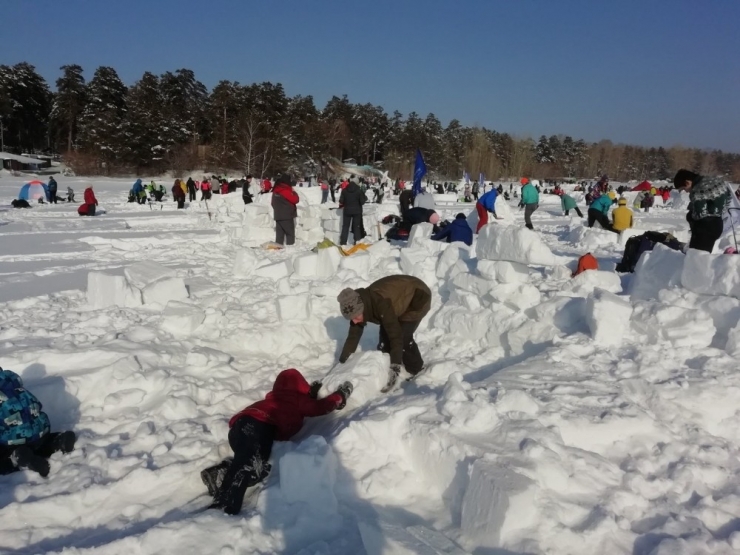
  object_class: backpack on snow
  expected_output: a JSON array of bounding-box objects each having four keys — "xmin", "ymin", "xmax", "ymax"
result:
[
  {"xmin": 572, "ymin": 253, "xmax": 599, "ymax": 277},
  {"xmin": 616, "ymin": 231, "xmax": 683, "ymax": 273}
]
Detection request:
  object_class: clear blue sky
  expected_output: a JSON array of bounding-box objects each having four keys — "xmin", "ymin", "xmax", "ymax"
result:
[{"xmin": 4, "ymin": 0, "xmax": 739, "ymax": 151}]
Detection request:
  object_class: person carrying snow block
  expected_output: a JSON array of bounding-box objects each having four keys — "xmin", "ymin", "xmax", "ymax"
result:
[
  {"xmin": 202, "ymin": 369, "xmax": 352, "ymax": 515},
  {"xmin": 587, "ymin": 195, "xmax": 616, "ymax": 232},
  {"xmin": 271, "ymin": 174, "xmax": 300, "ymax": 246},
  {"xmin": 0, "ymin": 369, "xmax": 76, "ymax": 477},
  {"xmin": 673, "ymin": 169, "xmax": 729, "ymax": 253},
  {"xmin": 476, "ymin": 188, "xmax": 499, "ymax": 232},
  {"xmin": 337, "ymin": 275, "xmax": 432, "ymax": 391},
  {"xmin": 519, "ymin": 177, "xmax": 539, "ymax": 230},
  {"xmin": 432, "ymin": 213, "xmax": 473, "ymax": 246}
]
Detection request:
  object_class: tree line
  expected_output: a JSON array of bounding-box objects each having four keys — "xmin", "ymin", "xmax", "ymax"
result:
[{"xmin": 1, "ymin": 62, "xmax": 738, "ymax": 181}]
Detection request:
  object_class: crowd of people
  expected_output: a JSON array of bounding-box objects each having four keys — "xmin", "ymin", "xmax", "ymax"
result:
[{"xmin": 2, "ymin": 166, "xmax": 735, "ymax": 517}]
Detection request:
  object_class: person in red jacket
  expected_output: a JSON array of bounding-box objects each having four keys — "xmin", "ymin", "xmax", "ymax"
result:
[
  {"xmin": 78, "ymin": 183, "xmax": 98, "ymax": 216},
  {"xmin": 271, "ymin": 174, "xmax": 300, "ymax": 245},
  {"xmin": 260, "ymin": 179, "xmax": 272, "ymax": 194},
  {"xmin": 202, "ymin": 369, "xmax": 352, "ymax": 515}
]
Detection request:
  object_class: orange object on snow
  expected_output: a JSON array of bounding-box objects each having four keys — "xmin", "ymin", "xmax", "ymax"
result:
[
  {"xmin": 520, "ymin": 177, "xmax": 529, "ymax": 185},
  {"xmin": 572, "ymin": 253, "xmax": 599, "ymax": 277}
]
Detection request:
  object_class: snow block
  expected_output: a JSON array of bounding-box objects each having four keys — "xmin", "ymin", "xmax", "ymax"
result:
[
  {"xmin": 315, "ymin": 246, "xmax": 341, "ymax": 278},
  {"xmin": 87, "ymin": 271, "xmax": 142, "ymax": 309},
  {"xmin": 631, "ymin": 244, "xmax": 685, "ymax": 300},
  {"xmin": 253, "ymin": 259, "xmax": 294, "ymax": 280},
  {"xmin": 142, "ymin": 277, "xmax": 189, "ymax": 307},
  {"xmin": 436, "ymin": 244, "xmax": 471, "ymax": 280},
  {"xmin": 400, "ymin": 247, "xmax": 438, "ymax": 289},
  {"xmin": 292, "ymin": 252, "xmax": 319, "ymax": 278},
  {"xmin": 476, "ymin": 225, "xmax": 557, "ymax": 266},
  {"xmin": 240, "ymin": 226, "xmax": 276, "ymax": 244},
  {"xmin": 123, "ymin": 261, "xmax": 176, "ymax": 290},
  {"xmin": 233, "ymin": 248, "xmax": 260, "ymax": 278},
  {"xmin": 560, "ymin": 270, "xmax": 622, "ymax": 297},
  {"xmin": 276, "ymin": 294, "xmax": 312, "ymax": 321},
  {"xmin": 476, "ymin": 260, "xmax": 530, "ymax": 284},
  {"xmin": 241, "ymin": 204, "xmax": 271, "ymax": 226},
  {"xmin": 461, "ymin": 461, "xmax": 537, "ymax": 551},
  {"xmin": 432, "ymin": 305, "xmax": 491, "ymax": 341},
  {"xmin": 322, "ymin": 351, "xmax": 389, "ymax": 407},
  {"xmin": 339, "ymin": 251, "xmax": 371, "ymax": 276},
  {"xmin": 160, "ymin": 301, "xmax": 206, "ymax": 337},
  {"xmin": 279, "ymin": 435, "xmax": 338, "ymax": 514},
  {"xmin": 585, "ymin": 288, "xmax": 632, "ymax": 346},
  {"xmin": 726, "ymin": 321, "xmax": 740, "ymax": 356},
  {"xmin": 452, "ymin": 272, "xmax": 493, "ymax": 297},
  {"xmin": 489, "ymin": 283, "xmax": 541, "ymax": 312},
  {"xmin": 408, "ymin": 222, "xmax": 434, "ymax": 246},
  {"xmin": 682, "ymin": 248, "xmax": 740, "ymax": 299},
  {"xmin": 631, "ymin": 302, "xmax": 715, "ymax": 349},
  {"xmin": 567, "ymin": 225, "xmax": 618, "ymax": 249},
  {"xmin": 366, "ymin": 239, "xmax": 391, "ymax": 263}
]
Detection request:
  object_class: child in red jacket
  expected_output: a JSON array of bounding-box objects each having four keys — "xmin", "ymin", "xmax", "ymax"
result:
[{"xmin": 202, "ymin": 369, "xmax": 352, "ymax": 515}]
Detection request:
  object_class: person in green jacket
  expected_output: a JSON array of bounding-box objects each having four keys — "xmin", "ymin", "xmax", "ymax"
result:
[
  {"xmin": 519, "ymin": 177, "xmax": 539, "ymax": 230},
  {"xmin": 560, "ymin": 193, "xmax": 583, "ymax": 217}
]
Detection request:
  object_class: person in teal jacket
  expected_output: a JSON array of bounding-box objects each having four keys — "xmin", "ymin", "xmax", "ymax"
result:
[
  {"xmin": 519, "ymin": 178, "xmax": 539, "ymax": 230},
  {"xmin": 587, "ymin": 194, "xmax": 616, "ymax": 232},
  {"xmin": 560, "ymin": 193, "xmax": 583, "ymax": 217}
]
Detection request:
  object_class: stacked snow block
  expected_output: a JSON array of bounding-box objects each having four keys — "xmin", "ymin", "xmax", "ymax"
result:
[
  {"xmin": 585, "ymin": 288, "xmax": 632, "ymax": 346},
  {"xmin": 253, "ymin": 259, "xmax": 294, "ymax": 280},
  {"xmin": 295, "ymin": 204, "xmax": 325, "ymax": 244},
  {"xmin": 87, "ymin": 261, "xmax": 189, "ymax": 310},
  {"xmin": 233, "ymin": 248, "xmax": 261, "ymax": 278},
  {"xmin": 279, "ymin": 436, "xmax": 338, "ymax": 514},
  {"xmin": 275, "ymin": 294, "xmax": 312, "ymax": 321},
  {"xmin": 235, "ymin": 204, "xmax": 275, "ymax": 245},
  {"xmin": 630, "ymin": 244, "xmax": 685, "ymax": 300},
  {"xmin": 320, "ymin": 204, "xmax": 381, "ymax": 245}
]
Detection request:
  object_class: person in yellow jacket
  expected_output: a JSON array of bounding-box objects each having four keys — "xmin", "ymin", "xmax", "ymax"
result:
[
  {"xmin": 179, "ymin": 179, "xmax": 188, "ymax": 196},
  {"xmin": 612, "ymin": 198, "xmax": 634, "ymax": 232}
]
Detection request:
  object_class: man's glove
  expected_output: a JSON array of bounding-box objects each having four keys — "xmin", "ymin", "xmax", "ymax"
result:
[
  {"xmin": 309, "ymin": 381, "xmax": 322, "ymax": 399},
  {"xmin": 335, "ymin": 381, "xmax": 353, "ymax": 410}
]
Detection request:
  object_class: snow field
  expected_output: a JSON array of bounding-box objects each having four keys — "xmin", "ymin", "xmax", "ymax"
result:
[{"xmin": 0, "ymin": 176, "xmax": 739, "ymax": 554}]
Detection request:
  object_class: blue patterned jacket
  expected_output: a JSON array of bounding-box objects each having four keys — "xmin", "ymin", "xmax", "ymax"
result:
[{"xmin": 0, "ymin": 369, "xmax": 50, "ymax": 446}]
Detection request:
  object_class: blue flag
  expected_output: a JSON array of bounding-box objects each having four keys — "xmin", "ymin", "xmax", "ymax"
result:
[{"xmin": 413, "ymin": 149, "xmax": 427, "ymax": 198}]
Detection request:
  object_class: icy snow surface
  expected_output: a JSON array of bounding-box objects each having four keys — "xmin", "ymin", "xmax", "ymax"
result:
[{"xmin": 0, "ymin": 176, "xmax": 740, "ymax": 555}]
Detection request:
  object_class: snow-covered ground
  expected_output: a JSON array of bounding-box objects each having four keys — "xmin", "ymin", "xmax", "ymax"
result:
[{"xmin": 1, "ymin": 174, "xmax": 740, "ymax": 555}]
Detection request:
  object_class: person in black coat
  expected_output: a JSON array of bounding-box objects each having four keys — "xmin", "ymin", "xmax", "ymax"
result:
[
  {"xmin": 338, "ymin": 179, "xmax": 366, "ymax": 245},
  {"xmin": 186, "ymin": 178, "xmax": 197, "ymax": 202},
  {"xmin": 399, "ymin": 189, "xmax": 413, "ymax": 217},
  {"xmin": 401, "ymin": 207, "xmax": 440, "ymax": 231},
  {"xmin": 48, "ymin": 177, "xmax": 58, "ymax": 204}
]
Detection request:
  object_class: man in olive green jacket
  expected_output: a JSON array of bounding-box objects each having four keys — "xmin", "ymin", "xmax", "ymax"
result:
[{"xmin": 337, "ymin": 275, "xmax": 431, "ymax": 390}]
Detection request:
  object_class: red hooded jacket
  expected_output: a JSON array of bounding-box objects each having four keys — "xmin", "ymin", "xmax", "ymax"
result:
[
  {"xmin": 261, "ymin": 179, "xmax": 272, "ymax": 193},
  {"xmin": 229, "ymin": 369, "xmax": 343, "ymax": 441},
  {"xmin": 84, "ymin": 187, "xmax": 97, "ymax": 206}
]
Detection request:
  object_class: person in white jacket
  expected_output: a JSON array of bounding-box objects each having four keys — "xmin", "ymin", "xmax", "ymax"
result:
[{"xmin": 413, "ymin": 188, "xmax": 436, "ymax": 211}]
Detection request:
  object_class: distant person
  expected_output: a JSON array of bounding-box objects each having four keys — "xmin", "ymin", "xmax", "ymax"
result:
[
  {"xmin": 560, "ymin": 193, "xmax": 583, "ymax": 217},
  {"xmin": 611, "ymin": 198, "xmax": 633, "ymax": 232},
  {"xmin": 587, "ymin": 194, "xmax": 616, "ymax": 232},
  {"xmin": 476, "ymin": 188, "xmax": 499, "ymax": 233},
  {"xmin": 172, "ymin": 179, "xmax": 186, "ymax": 209},
  {"xmin": 48, "ymin": 176, "xmax": 58, "ymax": 204},
  {"xmin": 432, "ymin": 213, "xmax": 473, "ymax": 246},
  {"xmin": 187, "ymin": 177, "xmax": 197, "ymax": 202},
  {"xmin": 338, "ymin": 178, "xmax": 365, "ymax": 246},
  {"xmin": 519, "ymin": 177, "xmax": 539, "ymax": 230},
  {"xmin": 271, "ymin": 174, "xmax": 299, "ymax": 246},
  {"xmin": 78, "ymin": 183, "xmax": 98, "ymax": 216}
]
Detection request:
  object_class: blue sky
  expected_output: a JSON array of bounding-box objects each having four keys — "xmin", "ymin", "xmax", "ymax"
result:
[{"xmin": 4, "ymin": 0, "xmax": 739, "ymax": 151}]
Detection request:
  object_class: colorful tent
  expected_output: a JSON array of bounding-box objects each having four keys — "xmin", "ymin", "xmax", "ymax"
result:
[
  {"xmin": 18, "ymin": 180, "xmax": 49, "ymax": 201},
  {"xmin": 631, "ymin": 180, "xmax": 652, "ymax": 192}
]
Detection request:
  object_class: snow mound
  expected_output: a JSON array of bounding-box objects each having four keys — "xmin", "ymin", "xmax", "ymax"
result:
[
  {"xmin": 567, "ymin": 225, "xmax": 617, "ymax": 249},
  {"xmin": 631, "ymin": 244, "xmax": 685, "ymax": 300},
  {"xmin": 476, "ymin": 225, "xmax": 557, "ymax": 266},
  {"xmin": 123, "ymin": 261, "xmax": 176, "ymax": 289},
  {"xmin": 477, "ymin": 260, "xmax": 530, "ymax": 284},
  {"xmin": 560, "ymin": 270, "xmax": 622, "ymax": 297},
  {"xmin": 682, "ymin": 248, "xmax": 740, "ymax": 299}
]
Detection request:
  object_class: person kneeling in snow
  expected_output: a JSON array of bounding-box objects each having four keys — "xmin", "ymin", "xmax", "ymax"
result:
[
  {"xmin": 432, "ymin": 213, "xmax": 473, "ymax": 246},
  {"xmin": 202, "ymin": 369, "xmax": 352, "ymax": 515},
  {"xmin": 78, "ymin": 183, "xmax": 98, "ymax": 216},
  {"xmin": 337, "ymin": 275, "xmax": 432, "ymax": 390},
  {"xmin": 0, "ymin": 368, "xmax": 76, "ymax": 477}
]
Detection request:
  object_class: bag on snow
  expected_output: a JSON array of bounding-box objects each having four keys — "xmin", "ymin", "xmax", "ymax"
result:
[
  {"xmin": 572, "ymin": 253, "xmax": 599, "ymax": 277},
  {"xmin": 616, "ymin": 231, "xmax": 683, "ymax": 273}
]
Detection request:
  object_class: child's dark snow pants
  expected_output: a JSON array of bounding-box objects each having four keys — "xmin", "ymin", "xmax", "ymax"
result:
[{"xmin": 214, "ymin": 415, "xmax": 276, "ymax": 515}]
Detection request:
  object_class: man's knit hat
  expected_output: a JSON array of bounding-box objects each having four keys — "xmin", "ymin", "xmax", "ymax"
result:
[{"xmin": 337, "ymin": 288, "xmax": 364, "ymax": 319}]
